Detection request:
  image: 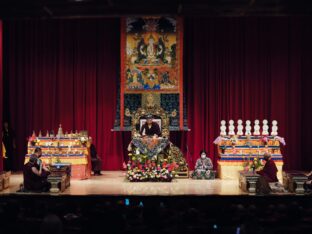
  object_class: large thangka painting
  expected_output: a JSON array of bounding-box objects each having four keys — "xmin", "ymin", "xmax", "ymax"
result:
[
  {"xmin": 121, "ymin": 16, "xmax": 182, "ymax": 93},
  {"xmin": 118, "ymin": 16, "xmax": 185, "ymax": 130}
]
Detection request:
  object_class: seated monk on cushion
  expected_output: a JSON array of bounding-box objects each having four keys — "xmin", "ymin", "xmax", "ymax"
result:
[
  {"xmin": 256, "ymin": 153, "xmax": 278, "ymax": 194},
  {"xmin": 257, "ymin": 153, "xmax": 278, "ymax": 182},
  {"xmin": 23, "ymin": 147, "xmax": 51, "ymax": 192}
]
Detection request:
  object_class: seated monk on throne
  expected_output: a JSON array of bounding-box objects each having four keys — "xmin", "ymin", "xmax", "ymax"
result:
[{"xmin": 140, "ymin": 115, "xmax": 161, "ymax": 137}]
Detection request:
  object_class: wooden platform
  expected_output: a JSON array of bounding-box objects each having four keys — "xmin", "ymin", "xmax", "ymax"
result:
[{"xmin": 0, "ymin": 171, "xmax": 249, "ymax": 196}]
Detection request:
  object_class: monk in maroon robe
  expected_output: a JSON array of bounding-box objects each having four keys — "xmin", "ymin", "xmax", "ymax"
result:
[
  {"xmin": 257, "ymin": 153, "xmax": 278, "ymax": 182},
  {"xmin": 140, "ymin": 115, "xmax": 161, "ymax": 137},
  {"xmin": 23, "ymin": 147, "xmax": 50, "ymax": 192},
  {"xmin": 90, "ymin": 138, "xmax": 102, "ymax": 175},
  {"xmin": 256, "ymin": 153, "xmax": 278, "ymax": 194}
]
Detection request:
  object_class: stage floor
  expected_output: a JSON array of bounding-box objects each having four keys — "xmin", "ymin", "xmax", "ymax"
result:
[{"xmin": 1, "ymin": 171, "xmax": 250, "ymax": 196}]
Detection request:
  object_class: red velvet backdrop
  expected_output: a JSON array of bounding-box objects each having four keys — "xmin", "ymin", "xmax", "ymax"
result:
[
  {"xmin": 184, "ymin": 17, "xmax": 312, "ymax": 170},
  {"xmin": 3, "ymin": 17, "xmax": 312, "ymax": 171},
  {"xmin": 3, "ymin": 19, "xmax": 126, "ymax": 170},
  {"xmin": 0, "ymin": 21, "xmax": 3, "ymax": 171}
]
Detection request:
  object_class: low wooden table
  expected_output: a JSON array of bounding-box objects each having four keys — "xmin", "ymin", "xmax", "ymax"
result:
[
  {"xmin": 48, "ymin": 163, "xmax": 71, "ymax": 193},
  {"xmin": 283, "ymin": 171, "xmax": 308, "ymax": 195},
  {"xmin": 176, "ymin": 169, "xmax": 189, "ymax": 178},
  {"xmin": 239, "ymin": 171, "xmax": 260, "ymax": 194}
]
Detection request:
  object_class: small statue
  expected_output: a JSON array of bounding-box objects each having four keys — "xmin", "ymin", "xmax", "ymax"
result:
[
  {"xmin": 262, "ymin": 119, "xmax": 269, "ymax": 135},
  {"xmin": 237, "ymin": 119, "xmax": 244, "ymax": 135},
  {"xmin": 245, "ymin": 120, "xmax": 252, "ymax": 135},
  {"xmin": 228, "ymin": 120, "xmax": 235, "ymax": 135},
  {"xmin": 271, "ymin": 120, "xmax": 278, "ymax": 136},
  {"xmin": 57, "ymin": 124, "xmax": 63, "ymax": 138},
  {"xmin": 253, "ymin": 120, "xmax": 260, "ymax": 135},
  {"xmin": 220, "ymin": 120, "xmax": 227, "ymax": 136}
]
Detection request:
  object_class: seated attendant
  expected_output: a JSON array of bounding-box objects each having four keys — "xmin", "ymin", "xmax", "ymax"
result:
[
  {"xmin": 89, "ymin": 138, "xmax": 102, "ymax": 176},
  {"xmin": 256, "ymin": 153, "xmax": 278, "ymax": 194},
  {"xmin": 191, "ymin": 150, "xmax": 214, "ymax": 179},
  {"xmin": 140, "ymin": 115, "xmax": 161, "ymax": 137},
  {"xmin": 23, "ymin": 147, "xmax": 50, "ymax": 192}
]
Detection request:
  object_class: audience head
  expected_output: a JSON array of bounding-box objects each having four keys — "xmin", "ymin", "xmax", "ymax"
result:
[{"xmin": 40, "ymin": 214, "xmax": 63, "ymax": 234}]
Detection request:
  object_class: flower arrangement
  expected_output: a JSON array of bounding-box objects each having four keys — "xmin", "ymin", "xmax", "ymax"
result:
[
  {"xmin": 242, "ymin": 156, "xmax": 263, "ymax": 172},
  {"xmin": 28, "ymin": 136, "xmax": 40, "ymax": 146},
  {"xmin": 79, "ymin": 136, "xmax": 88, "ymax": 146},
  {"xmin": 230, "ymin": 135, "xmax": 238, "ymax": 146},
  {"xmin": 126, "ymin": 150, "xmax": 178, "ymax": 182},
  {"xmin": 261, "ymin": 136, "xmax": 269, "ymax": 146}
]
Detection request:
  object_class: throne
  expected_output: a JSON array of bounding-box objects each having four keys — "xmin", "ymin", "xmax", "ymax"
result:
[{"xmin": 129, "ymin": 105, "xmax": 188, "ymax": 178}]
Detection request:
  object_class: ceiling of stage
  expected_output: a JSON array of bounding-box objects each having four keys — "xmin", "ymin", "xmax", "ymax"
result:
[{"xmin": 0, "ymin": 0, "xmax": 311, "ymax": 19}]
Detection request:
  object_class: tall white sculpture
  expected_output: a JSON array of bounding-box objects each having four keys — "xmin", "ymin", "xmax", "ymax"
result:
[
  {"xmin": 220, "ymin": 120, "xmax": 227, "ymax": 136},
  {"xmin": 253, "ymin": 119, "xmax": 260, "ymax": 135},
  {"xmin": 237, "ymin": 119, "xmax": 244, "ymax": 135},
  {"xmin": 271, "ymin": 120, "xmax": 278, "ymax": 136},
  {"xmin": 262, "ymin": 119, "xmax": 269, "ymax": 135},
  {"xmin": 245, "ymin": 120, "xmax": 252, "ymax": 135},
  {"xmin": 228, "ymin": 120, "xmax": 235, "ymax": 135},
  {"xmin": 57, "ymin": 124, "xmax": 64, "ymax": 138}
]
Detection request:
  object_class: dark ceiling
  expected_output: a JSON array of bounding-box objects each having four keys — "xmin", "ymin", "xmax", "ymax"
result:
[{"xmin": 0, "ymin": 0, "xmax": 311, "ymax": 19}]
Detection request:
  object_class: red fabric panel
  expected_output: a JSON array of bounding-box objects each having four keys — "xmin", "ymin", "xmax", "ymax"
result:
[
  {"xmin": 4, "ymin": 19, "xmax": 125, "ymax": 170},
  {"xmin": 184, "ymin": 17, "xmax": 312, "ymax": 170}
]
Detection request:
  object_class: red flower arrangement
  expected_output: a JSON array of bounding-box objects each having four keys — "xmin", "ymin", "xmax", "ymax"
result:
[{"xmin": 126, "ymin": 159, "xmax": 178, "ymax": 182}]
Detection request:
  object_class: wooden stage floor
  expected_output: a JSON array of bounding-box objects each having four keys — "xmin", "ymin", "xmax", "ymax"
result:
[{"xmin": 1, "ymin": 171, "xmax": 250, "ymax": 196}]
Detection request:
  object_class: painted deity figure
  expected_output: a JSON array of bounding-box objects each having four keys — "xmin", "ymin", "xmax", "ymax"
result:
[
  {"xmin": 145, "ymin": 93, "xmax": 156, "ymax": 108},
  {"xmin": 147, "ymin": 36, "xmax": 156, "ymax": 59}
]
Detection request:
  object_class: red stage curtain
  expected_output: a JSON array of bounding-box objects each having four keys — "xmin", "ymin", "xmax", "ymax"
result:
[
  {"xmin": 3, "ymin": 19, "xmax": 126, "ymax": 170},
  {"xmin": 3, "ymin": 17, "xmax": 312, "ymax": 171},
  {"xmin": 184, "ymin": 17, "xmax": 312, "ymax": 170},
  {"xmin": 0, "ymin": 20, "xmax": 3, "ymax": 171}
]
